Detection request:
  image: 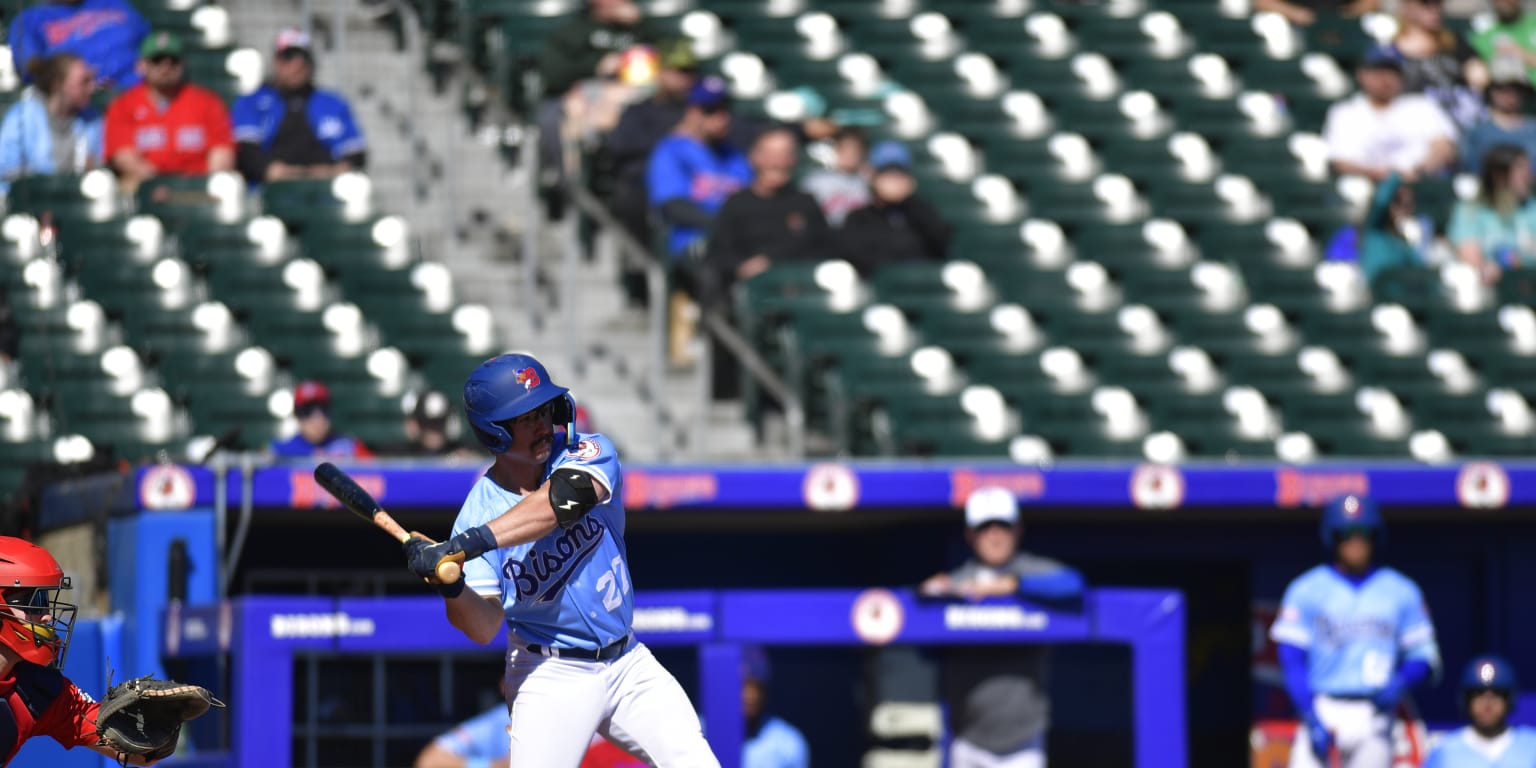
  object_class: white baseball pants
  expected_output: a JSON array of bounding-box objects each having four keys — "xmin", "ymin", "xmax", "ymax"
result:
[
  {"xmin": 503, "ymin": 640, "xmax": 719, "ymax": 768},
  {"xmin": 1289, "ymin": 695, "xmax": 1392, "ymax": 768}
]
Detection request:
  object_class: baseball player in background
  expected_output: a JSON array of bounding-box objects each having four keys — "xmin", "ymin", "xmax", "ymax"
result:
[
  {"xmin": 1270, "ymin": 495, "xmax": 1441, "ymax": 768},
  {"xmin": 918, "ymin": 486, "xmax": 1085, "ymax": 768},
  {"xmin": 403, "ymin": 353, "xmax": 719, "ymax": 768},
  {"xmin": 1422, "ymin": 655, "xmax": 1536, "ymax": 767},
  {"xmin": 0, "ymin": 536, "xmax": 157, "ymax": 765}
]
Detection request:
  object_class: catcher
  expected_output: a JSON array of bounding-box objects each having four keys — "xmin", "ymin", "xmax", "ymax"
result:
[{"xmin": 0, "ymin": 536, "xmax": 223, "ymax": 766}]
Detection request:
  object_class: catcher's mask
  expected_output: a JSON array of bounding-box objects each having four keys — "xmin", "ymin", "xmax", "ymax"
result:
[
  {"xmin": 0, "ymin": 536, "xmax": 76, "ymax": 668},
  {"xmin": 463, "ymin": 353, "xmax": 577, "ymax": 454}
]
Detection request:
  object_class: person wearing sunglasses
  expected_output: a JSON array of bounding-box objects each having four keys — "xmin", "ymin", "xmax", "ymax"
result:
[
  {"xmin": 1270, "ymin": 495, "xmax": 1441, "ymax": 768},
  {"xmin": 231, "ymin": 28, "xmax": 367, "ymax": 185},
  {"xmin": 0, "ymin": 536, "xmax": 167, "ymax": 764},
  {"xmin": 269, "ymin": 379, "xmax": 374, "ymax": 460},
  {"xmin": 103, "ymin": 31, "xmax": 234, "ymax": 193}
]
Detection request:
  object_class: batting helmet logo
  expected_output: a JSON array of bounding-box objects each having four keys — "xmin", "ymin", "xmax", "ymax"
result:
[
  {"xmin": 515, "ymin": 367, "xmax": 541, "ymax": 391},
  {"xmin": 1480, "ymin": 662, "xmax": 1499, "ymax": 684}
]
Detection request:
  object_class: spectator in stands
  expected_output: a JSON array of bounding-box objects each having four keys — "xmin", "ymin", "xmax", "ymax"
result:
[
  {"xmin": 0, "ymin": 53, "xmax": 103, "ymax": 193},
  {"xmin": 8, "ymin": 0, "xmax": 148, "ymax": 91},
  {"xmin": 1324, "ymin": 44, "xmax": 1458, "ymax": 182},
  {"xmin": 1355, "ymin": 173, "xmax": 1435, "ymax": 288},
  {"xmin": 1253, "ymin": 0, "xmax": 1379, "ymax": 27},
  {"xmin": 1392, "ymin": 0, "xmax": 1488, "ymax": 131},
  {"xmin": 1471, "ymin": 0, "xmax": 1536, "ymax": 89},
  {"xmin": 702, "ymin": 129, "xmax": 835, "ymax": 307},
  {"xmin": 103, "ymin": 31, "xmax": 234, "ymax": 193},
  {"xmin": 1326, "ymin": 173, "xmax": 1437, "ymax": 285},
  {"xmin": 537, "ymin": 0, "xmax": 657, "ymax": 199},
  {"xmin": 1461, "ymin": 60, "xmax": 1536, "ymax": 173},
  {"xmin": 740, "ymin": 646, "xmax": 809, "ymax": 768},
  {"xmin": 919, "ymin": 486, "xmax": 1085, "ymax": 768},
  {"xmin": 605, "ymin": 38, "xmax": 700, "ymax": 239},
  {"xmin": 838, "ymin": 141, "xmax": 952, "ymax": 276},
  {"xmin": 1449, "ymin": 143, "xmax": 1536, "ymax": 282},
  {"xmin": 376, "ymin": 390, "xmax": 477, "ymax": 460},
  {"xmin": 647, "ymin": 75, "xmax": 751, "ymax": 259},
  {"xmin": 269, "ymin": 380, "xmax": 374, "ymax": 459},
  {"xmin": 232, "ymin": 29, "xmax": 367, "ymax": 185},
  {"xmin": 801, "ymin": 126, "xmax": 871, "ymax": 227}
]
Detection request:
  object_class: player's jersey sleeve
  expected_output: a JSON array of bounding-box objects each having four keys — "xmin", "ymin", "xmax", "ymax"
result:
[
  {"xmin": 550, "ymin": 433, "xmax": 621, "ymax": 500},
  {"xmin": 1395, "ymin": 577, "xmax": 1441, "ymax": 670},
  {"xmin": 1270, "ymin": 575, "xmax": 1316, "ymax": 649},
  {"xmin": 454, "ymin": 479, "xmax": 508, "ymax": 598},
  {"xmin": 431, "ymin": 706, "xmax": 509, "ymax": 759},
  {"xmin": 35, "ymin": 676, "xmax": 100, "ymax": 749}
]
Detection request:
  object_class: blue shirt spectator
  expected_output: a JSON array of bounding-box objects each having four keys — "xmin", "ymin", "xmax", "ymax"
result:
[
  {"xmin": 9, "ymin": 0, "xmax": 148, "ymax": 90},
  {"xmin": 268, "ymin": 380, "xmax": 374, "ymax": 460},
  {"xmin": 232, "ymin": 29, "xmax": 367, "ymax": 184},
  {"xmin": 744, "ymin": 716, "xmax": 809, "ymax": 768},
  {"xmin": 418, "ymin": 705, "xmax": 508, "ymax": 768},
  {"xmin": 0, "ymin": 54, "xmax": 103, "ymax": 193},
  {"xmin": 1461, "ymin": 71, "xmax": 1536, "ymax": 175},
  {"xmin": 647, "ymin": 76, "xmax": 751, "ymax": 257}
]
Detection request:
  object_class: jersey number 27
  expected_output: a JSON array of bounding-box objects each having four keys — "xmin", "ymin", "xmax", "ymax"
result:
[{"xmin": 596, "ymin": 556, "xmax": 631, "ymax": 611}]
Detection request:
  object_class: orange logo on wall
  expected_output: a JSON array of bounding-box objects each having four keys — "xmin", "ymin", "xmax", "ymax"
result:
[
  {"xmin": 1274, "ymin": 469, "xmax": 1369, "ymax": 508},
  {"xmin": 950, "ymin": 469, "xmax": 1045, "ymax": 508},
  {"xmin": 290, "ymin": 470, "xmax": 386, "ymax": 508}
]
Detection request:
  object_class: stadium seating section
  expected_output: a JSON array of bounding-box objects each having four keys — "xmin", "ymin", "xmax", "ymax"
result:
[
  {"xmin": 439, "ymin": 0, "xmax": 1536, "ymax": 463},
  {"xmin": 0, "ymin": 0, "xmax": 497, "ymax": 497},
  {"xmin": 5, "ymin": 0, "xmax": 1535, "ymax": 502}
]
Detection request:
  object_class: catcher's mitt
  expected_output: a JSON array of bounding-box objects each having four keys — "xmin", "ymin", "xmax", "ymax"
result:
[{"xmin": 94, "ymin": 674, "xmax": 225, "ymax": 764}]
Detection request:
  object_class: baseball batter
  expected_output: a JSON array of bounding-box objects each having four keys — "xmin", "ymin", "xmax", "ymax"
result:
[
  {"xmin": 1270, "ymin": 494, "xmax": 1441, "ymax": 768},
  {"xmin": 1422, "ymin": 655, "xmax": 1536, "ymax": 768},
  {"xmin": 404, "ymin": 353, "xmax": 718, "ymax": 768}
]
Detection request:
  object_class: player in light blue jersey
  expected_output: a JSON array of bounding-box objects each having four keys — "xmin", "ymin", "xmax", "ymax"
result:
[
  {"xmin": 403, "ymin": 353, "xmax": 719, "ymax": 768},
  {"xmin": 1424, "ymin": 656, "xmax": 1536, "ymax": 768},
  {"xmin": 1270, "ymin": 494, "xmax": 1441, "ymax": 768}
]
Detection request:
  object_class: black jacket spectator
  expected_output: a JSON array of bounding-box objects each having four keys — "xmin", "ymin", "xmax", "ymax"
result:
[{"xmin": 838, "ymin": 142, "xmax": 952, "ymax": 276}]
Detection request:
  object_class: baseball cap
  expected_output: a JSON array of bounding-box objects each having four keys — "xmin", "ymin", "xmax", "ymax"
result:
[
  {"xmin": 688, "ymin": 75, "xmax": 731, "ymax": 110},
  {"xmin": 139, "ymin": 31, "xmax": 183, "ymax": 59},
  {"xmin": 1359, "ymin": 43, "xmax": 1404, "ymax": 71},
  {"xmin": 274, "ymin": 27, "xmax": 313, "ymax": 55},
  {"xmin": 869, "ymin": 140, "xmax": 912, "ymax": 171},
  {"xmin": 658, "ymin": 38, "xmax": 698, "ymax": 71},
  {"xmin": 1490, "ymin": 55, "xmax": 1528, "ymax": 87},
  {"xmin": 964, "ymin": 486, "xmax": 1019, "ymax": 529},
  {"xmin": 293, "ymin": 380, "xmax": 331, "ymax": 412}
]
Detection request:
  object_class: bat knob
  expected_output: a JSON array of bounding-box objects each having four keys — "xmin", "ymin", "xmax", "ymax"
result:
[{"xmin": 437, "ymin": 560, "xmax": 462, "ymax": 584}]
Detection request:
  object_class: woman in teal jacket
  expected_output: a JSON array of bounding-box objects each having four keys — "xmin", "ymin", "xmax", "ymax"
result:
[{"xmin": 1448, "ymin": 143, "xmax": 1536, "ymax": 282}]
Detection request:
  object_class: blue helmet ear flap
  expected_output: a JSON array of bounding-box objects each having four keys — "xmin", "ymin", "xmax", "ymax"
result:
[{"xmin": 467, "ymin": 410, "xmax": 513, "ymax": 454}]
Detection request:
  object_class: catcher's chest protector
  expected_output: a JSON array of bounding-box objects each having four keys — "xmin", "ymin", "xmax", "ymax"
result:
[{"xmin": 0, "ymin": 663, "xmax": 68, "ymax": 764}]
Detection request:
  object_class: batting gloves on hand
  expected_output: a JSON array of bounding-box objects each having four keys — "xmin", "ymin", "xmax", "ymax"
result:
[
  {"xmin": 1302, "ymin": 712, "xmax": 1332, "ymax": 760},
  {"xmin": 403, "ymin": 535, "xmax": 463, "ymax": 597}
]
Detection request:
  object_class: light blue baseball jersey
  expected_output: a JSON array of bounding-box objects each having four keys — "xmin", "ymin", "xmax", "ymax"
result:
[
  {"xmin": 431, "ymin": 705, "xmax": 509, "ymax": 760},
  {"xmin": 1270, "ymin": 565, "xmax": 1440, "ymax": 695},
  {"xmin": 1423, "ymin": 726, "xmax": 1536, "ymax": 767},
  {"xmin": 456, "ymin": 432, "xmax": 633, "ymax": 650}
]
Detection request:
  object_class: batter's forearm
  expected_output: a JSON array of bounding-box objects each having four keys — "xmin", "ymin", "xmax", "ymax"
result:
[
  {"xmin": 487, "ymin": 483, "xmax": 560, "ymax": 547},
  {"xmin": 445, "ymin": 593, "xmax": 503, "ymax": 645}
]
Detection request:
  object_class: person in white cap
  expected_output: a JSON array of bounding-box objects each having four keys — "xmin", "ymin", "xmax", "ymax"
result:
[
  {"xmin": 919, "ymin": 486, "xmax": 1085, "ymax": 768},
  {"xmin": 231, "ymin": 27, "xmax": 367, "ymax": 184}
]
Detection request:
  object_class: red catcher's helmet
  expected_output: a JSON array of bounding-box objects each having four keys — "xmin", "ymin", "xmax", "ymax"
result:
[{"xmin": 0, "ymin": 537, "xmax": 76, "ymax": 667}]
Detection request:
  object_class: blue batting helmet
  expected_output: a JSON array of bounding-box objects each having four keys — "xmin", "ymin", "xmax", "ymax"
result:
[
  {"xmin": 1462, "ymin": 655, "xmax": 1519, "ymax": 698},
  {"xmin": 463, "ymin": 353, "xmax": 576, "ymax": 454},
  {"xmin": 1319, "ymin": 494, "xmax": 1383, "ymax": 548}
]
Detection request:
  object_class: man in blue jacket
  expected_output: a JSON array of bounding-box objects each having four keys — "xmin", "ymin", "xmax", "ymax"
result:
[
  {"xmin": 9, "ymin": 0, "xmax": 149, "ymax": 91},
  {"xmin": 232, "ymin": 28, "xmax": 367, "ymax": 184}
]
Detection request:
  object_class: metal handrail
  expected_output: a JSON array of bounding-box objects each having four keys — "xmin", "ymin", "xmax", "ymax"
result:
[{"xmin": 562, "ymin": 184, "xmax": 805, "ymax": 459}]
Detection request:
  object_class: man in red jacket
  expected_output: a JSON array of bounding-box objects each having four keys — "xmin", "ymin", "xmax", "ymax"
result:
[{"xmin": 104, "ymin": 30, "xmax": 234, "ymax": 191}]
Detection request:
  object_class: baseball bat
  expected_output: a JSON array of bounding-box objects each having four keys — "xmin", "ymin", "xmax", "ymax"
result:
[{"xmin": 313, "ymin": 462, "xmax": 463, "ymax": 583}]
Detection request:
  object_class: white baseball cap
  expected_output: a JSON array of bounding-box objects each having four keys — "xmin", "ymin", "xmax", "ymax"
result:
[{"xmin": 964, "ymin": 486, "xmax": 1019, "ymax": 528}]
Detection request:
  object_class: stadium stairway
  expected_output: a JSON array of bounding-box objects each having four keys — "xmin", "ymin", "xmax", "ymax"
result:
[{"xmin": 223, "ymin": 0, "xmax": 768, "ymax": 462}]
